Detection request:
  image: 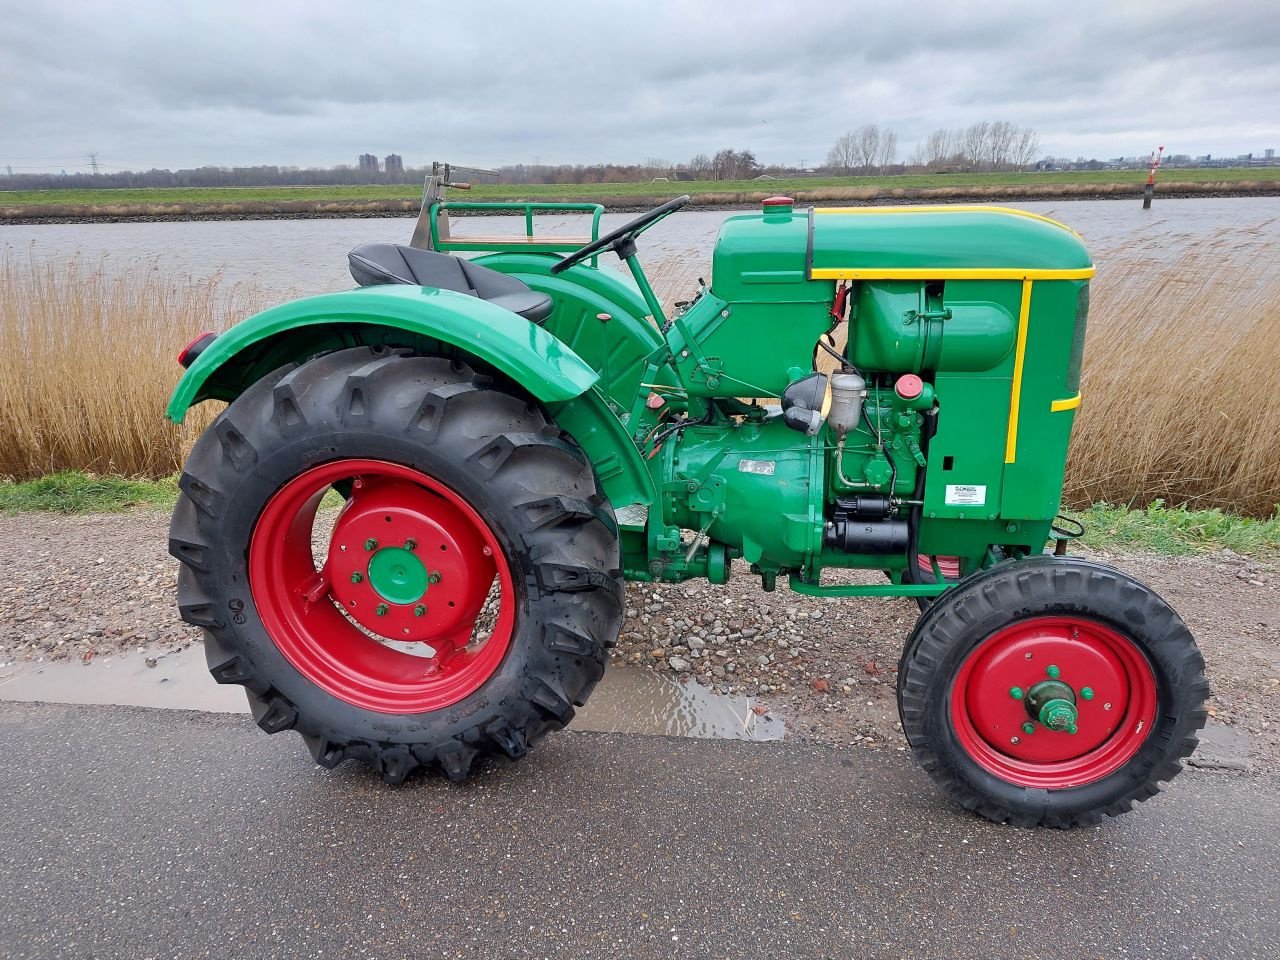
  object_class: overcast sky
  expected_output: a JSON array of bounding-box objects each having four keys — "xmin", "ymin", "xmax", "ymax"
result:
[{"xmin": 2, "ymin": 0, "xmax": 1277, "ymax": 174}]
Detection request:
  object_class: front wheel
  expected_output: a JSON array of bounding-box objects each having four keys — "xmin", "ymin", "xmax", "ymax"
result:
[
  {"xmin": 169, "ymin": 347, "xmax": 622, "ymax": 783},
  {"xmin": 897, "ymin": 556, "xmax": 1208, "ymax": 827}
]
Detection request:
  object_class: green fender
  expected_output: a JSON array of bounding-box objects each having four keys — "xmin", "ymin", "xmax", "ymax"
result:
[
  {"xmin": 472, "ymin": 252, "xmax": 675, "ymax": 409},
  {"xmin": 166, "ymin": 284, "xmax": 657, "ymax": 507}
]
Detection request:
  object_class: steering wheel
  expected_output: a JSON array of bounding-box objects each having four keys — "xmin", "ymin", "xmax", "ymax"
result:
[{"xmin": 549, "ymin": 195, "xmax": 691, "ymax": 274}]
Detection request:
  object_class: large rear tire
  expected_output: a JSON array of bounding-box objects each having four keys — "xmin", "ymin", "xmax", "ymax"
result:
[
  {"xmin": 169, "ymin": 346, "xmax": 622, "ymax": 783},
  {"xmin": 897, "ymin": 555, "xmax": 1208, "ymax": 827}
]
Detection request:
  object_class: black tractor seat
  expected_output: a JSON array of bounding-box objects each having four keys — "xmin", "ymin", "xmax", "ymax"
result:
[{"xmin": 348, "ymin": 243, "xmax": 553, "ymax": 325}]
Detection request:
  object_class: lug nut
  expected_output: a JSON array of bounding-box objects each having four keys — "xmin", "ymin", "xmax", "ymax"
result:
[
  {"xmin": 427, "ymin": 572, "xmax": 442, "ymax": 585},
  {"xmin": 413, "ymin": 604, "xmax": 426, "ymax": 617},
  {"xmin": 405, "ymin": 538, "xmax": 417, "ymax": 551},
  {"xmin": 364, "ymin": 538, "xmax": 378, "ymax": 551},
  {"xmin": 375, "ymin": 603, "xmax": 389, "ymax": 616},
  {"xmin": 1022, "ymin": 721, "xmax": 1036, "ymax": 735},
  {"xmin": 1080, "ymin": 687, "xmax": 1094, "ymax": 700},
  {"xmin": 350, "ymin": 572, "xmax": 363, "ymax": 584},
  {"xmin": 1046, "ymin": 664, "xmax": 1061, "ymax": 679},
  {"xmin": 1009, "ymin": 686, "xmax": 1024, "ymax": 700}
]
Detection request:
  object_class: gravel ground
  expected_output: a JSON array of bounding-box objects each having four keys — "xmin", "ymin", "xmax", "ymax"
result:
[{"xmin": 1, "ymin": 510, "xmax": 1276, "ymax": 766}]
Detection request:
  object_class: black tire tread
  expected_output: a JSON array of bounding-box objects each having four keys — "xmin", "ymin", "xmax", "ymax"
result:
[
  {"xmin": 897, "ymin": 555, "xmax": 1209, "ymax": 828},
  {"xmin": 170, "ymin": 346, "xmax": 622, "ymax": 784}
]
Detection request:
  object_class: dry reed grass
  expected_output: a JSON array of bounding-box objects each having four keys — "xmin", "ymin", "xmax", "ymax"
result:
[
  {"xmin": 0, "ymin": 253, "xmax": 262, "ymax": 479},
  {"xmin": 1066, "ymin": 226, "xmax": 1280, "ymax": 516},
  {"xmin": 1, "ymin": 231, "xmax": 1277, "ymax": 516}
]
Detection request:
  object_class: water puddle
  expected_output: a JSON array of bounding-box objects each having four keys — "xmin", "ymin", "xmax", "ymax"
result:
[
  {"xmin": 576, "ymin": 665, "xmax": 783, "ymax": 741},
  {"xmin": 0, "ymin": 646, "xmax": 783, "ymax": 741}
]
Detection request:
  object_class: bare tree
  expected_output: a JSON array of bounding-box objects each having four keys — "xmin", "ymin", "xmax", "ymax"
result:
[
  {"xmin": 962, "ymin": 121, "xmax": 991, "ymax": 169},
  {"xmin": 826, "ymin": 131, "xmax": 858, "ymax": 174},
  {"xmin": 852, "ymin": 125, "xmax": 883, "ymax": 173},
  {"xmin": 1012, "ymin": 128, "xmax": 1041, "ymax": 168},
  {"xmin": 688, "ymin": 153, "xmax": 713, "ymax": 178},
  {"xmin": 988, "ymin": 121, "xmax": 1017, "ymax": 170},
  {"xmin": 913, "ymin": 128, "xmax": 958, "ymax": 169},
  {"xmin": 877, "ymin": 129, "xmax": 898, "ymax": 172}
]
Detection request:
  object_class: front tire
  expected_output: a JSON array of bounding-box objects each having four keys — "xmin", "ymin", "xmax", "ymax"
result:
[
  {"xmin": 897, "ymin": 555, "xmax": 1208, "ymax": 827},
  {"xmin": 169, "ymin": 347, "xmax": 622, "ymax": 783}
]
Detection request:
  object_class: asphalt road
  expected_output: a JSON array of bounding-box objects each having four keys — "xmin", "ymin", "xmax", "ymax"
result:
[{"xmin": 0, "ymin": 702, "xmax": 1276, "ymax": 960}]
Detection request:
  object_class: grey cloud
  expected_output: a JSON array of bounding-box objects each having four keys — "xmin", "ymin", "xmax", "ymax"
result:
[{"xmin": 1, "ymin": 0, "xmax": 1276, "ymax": 172}]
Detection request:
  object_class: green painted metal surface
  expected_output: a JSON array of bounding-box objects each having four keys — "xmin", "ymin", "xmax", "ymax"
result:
[
  {"xmin": 848, "ymin": 280, "xmax": 1018, "ymax": 373},
  {"xmin": 473, "ymin": 252, "xmax": 669, "ymax": 411},
  {"xmin": 548, "ymin": 391, "xmax": 657, "ymax": 510},
  {"xmin": 666, "ymin": 418, "xmax": 817, "ymax": 572},
  {"xmin": 668, "ymin": 295, "xmax": 833, "ymax": 398},
  {"xmin": 1000, "ymin": 280, "xmax": 1087, "ymax": 520},
  {"xmin": 430, "ymin": 201, "xmax": 604, "ymax": 253},
  {"xmin": 710, "ymin": 206, "xmax": 829, "ymax": 302},
  {"xmin": 788, "ymin": 577, "xmax": 949, "ymax": 599},
  {"xmin": 166, "ymin": 285, "xmax": 599, "ymax": 421},
  {"xmin": 168, "ymin": 198, "xmax": 1098, "ymax": 601},
  {"xmin": 807, "ymin": 207, "xmax": 1093, "ymax": 274},
  {"xmin": 367, "ymin": 547, "xmax": 428, "ymax": 605}
]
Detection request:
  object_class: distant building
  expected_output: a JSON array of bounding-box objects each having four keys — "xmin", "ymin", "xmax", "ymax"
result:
[
  {"xmin": 1267, "ymin": 148, "xmax": 1276, "ymax": 160},
  {"xmin": 358, "ymin": 153, "xmax": 379, "ymax": 172},
  {"xmin": 384, "ymin": 154, "xmax": 404, "ymax": 173}
]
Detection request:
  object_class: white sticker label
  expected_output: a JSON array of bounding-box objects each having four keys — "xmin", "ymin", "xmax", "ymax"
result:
[
  {"xmin": 738, "ymin": 459, "xmax": 776, "ymax": 476},
  {"xmin": 945, "ymin": 484, "xmax": 987, "ymax": 506}
]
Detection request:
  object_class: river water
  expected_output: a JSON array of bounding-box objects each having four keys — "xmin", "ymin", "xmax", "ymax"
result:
[{"xmin": 4, "ymin": 197, "xmax": 1278, "ymax": 304}]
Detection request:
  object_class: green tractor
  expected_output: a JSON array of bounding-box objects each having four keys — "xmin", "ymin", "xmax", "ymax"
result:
[{"xmin": 167, "ymin": 176, "xmax": 1208, "ymax": 827}]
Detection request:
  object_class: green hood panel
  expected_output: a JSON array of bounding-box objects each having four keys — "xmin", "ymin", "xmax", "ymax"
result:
[
  {"xmin": 808, "ymin": 206, "xmax": 1094, "ymax": 278},
  {"xmin": 166, "ymin": 285, "xmax": 599, "ymax": 422}
]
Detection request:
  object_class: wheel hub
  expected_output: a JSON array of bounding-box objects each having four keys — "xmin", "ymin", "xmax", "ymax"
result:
[
  {"xmin": 367, "ymin": 547, "xmax": 429, "ymax": 605},
  {"xmin": 1025, "ymin": 678, "xmax": 1079, "ymax": 733},
  {"xmin": 326, "ymin": 478, "xmax": 494, "ymax": 645}
]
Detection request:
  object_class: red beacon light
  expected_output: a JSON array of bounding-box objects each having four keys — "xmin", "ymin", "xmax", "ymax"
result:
[{"xmin": 762, "ymin": 196, "xmax": 794, "ymax": 207}]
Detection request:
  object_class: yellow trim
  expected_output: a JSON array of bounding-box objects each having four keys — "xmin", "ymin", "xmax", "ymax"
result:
[
  {"xmin": 809, "ymin": 266, "xmax": 1094, "ymax": 282},
  {"xmin": 1005, "ymin": 280, "xmax": 1034, "ymax": 464},
  {"xmin": 812, "ymin": 204, "xmax": 1080, "ymax": 235},
  {"xmin": 1050, "ymin": 393, "xmax": 1082, "ymax": 412}
]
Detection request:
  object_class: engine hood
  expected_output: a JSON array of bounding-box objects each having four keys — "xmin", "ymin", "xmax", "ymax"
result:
[{"xmin": 807, "ymin": 205, "xmax": 1094, "ymax": 280}]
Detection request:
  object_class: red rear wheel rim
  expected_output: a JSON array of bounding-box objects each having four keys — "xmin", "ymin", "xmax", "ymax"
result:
[
  {"xmin": 949, "ymin": 616, "xmax": 1157, "ymax": 788},
  {"xmin": 248, "ymin": 459, "xmax": 515, "ymax": 714}
]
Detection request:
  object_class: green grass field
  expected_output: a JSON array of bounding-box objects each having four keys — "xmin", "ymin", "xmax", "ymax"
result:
[{"xmin": 3, "ymin": 167, "xmax": 1278, "ymax": 208}]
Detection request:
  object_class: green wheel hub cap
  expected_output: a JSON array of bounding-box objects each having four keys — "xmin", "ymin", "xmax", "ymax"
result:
[
  {"xmin": 1039, "ymin": 699, "xmax": 1079, "ymax": 733},
  {"xmin": 367, "ymin": 546, "xmax": 429, "ymax": 605},
  {"xmin": 1026, "ymin": 678, "xmax": 1080, "ymax": 733}
]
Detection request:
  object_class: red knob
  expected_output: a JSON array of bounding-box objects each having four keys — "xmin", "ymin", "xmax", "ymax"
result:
[{"xmin": 895, "ymin": 374, "xmax": 924, "ymax": 400}]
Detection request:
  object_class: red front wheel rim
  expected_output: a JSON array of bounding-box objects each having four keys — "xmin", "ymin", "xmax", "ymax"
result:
[
  {"xmin": 949, "ymin": 616, "xmax": 1158, "ymax": 788},
  {"xmin": 248, "ymin": 459, "xmax": 516, "ymax": 714},
  {"xmin": 918, "ymin": 554, "xmax": 962, "ymax": 580}
]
